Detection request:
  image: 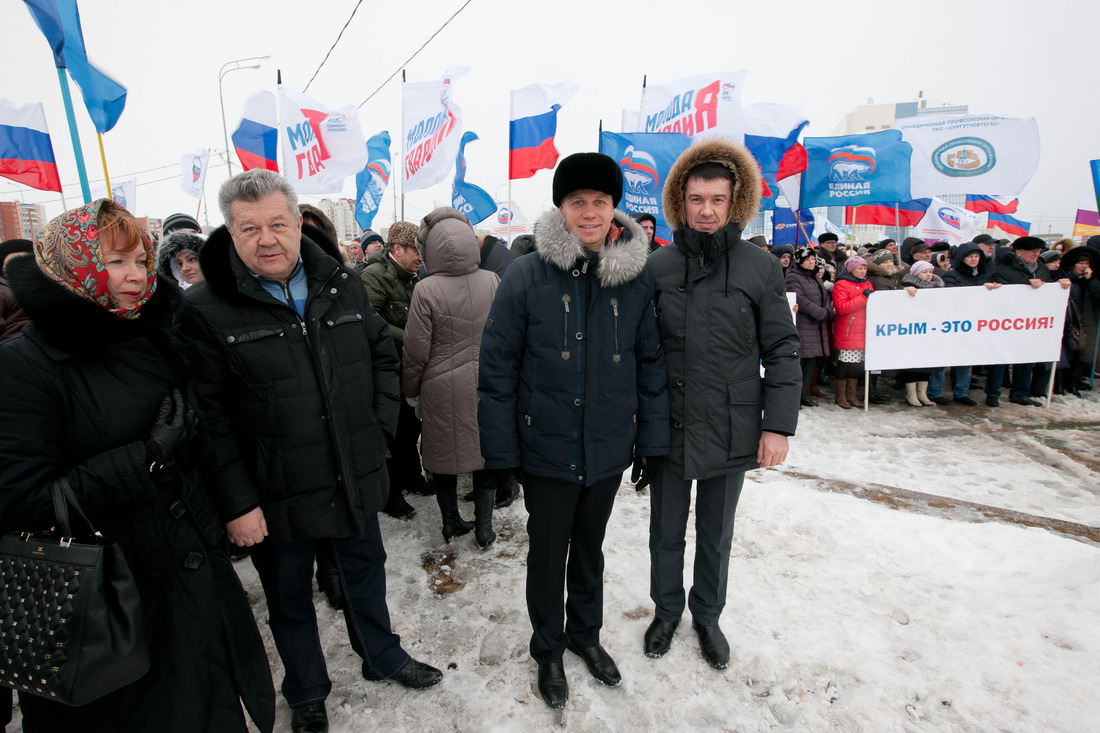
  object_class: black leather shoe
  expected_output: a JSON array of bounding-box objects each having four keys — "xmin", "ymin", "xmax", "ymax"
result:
[
  {"xmin": 1009, "ymin": 396, "xmax": 1042, "ymax": 407},
  {"xmin": 383, "ymin": 498, "xmax": 417, "ymax": 520},
  {"xmin": 931, "ymin": 395, "xmax": 951, "ymax": 405},
  {"xmin": 291, "ymin": 701, "xmax": 328, "ymax": 733},
  {"xmin": 644, "ymin": 618, "xmax": 679, "ymax": 658},
  {"xmin": 953, "ymin": 396, "xmax": 978, "ymax": 406},
  {"xmin": 692, "ymin": 621, "xmax": 730, "ymax": 670},
  {"xmin": 985, "ymin": 394, "xmax": 1000, "ymax": 407},
  {"xmin": 799, "ymin": 396, "xmax": 818, "ymax": 407},
  {"xmin": 537, "ymin": 661, "xmax": 568, "ymax": 709},
  {"xmin": 565, "ymin": 636, "xmax": 621, "ymax": 687},
  {"xmin": 389, "ymin": 659, "xmax": 443, "ymax": 689}
]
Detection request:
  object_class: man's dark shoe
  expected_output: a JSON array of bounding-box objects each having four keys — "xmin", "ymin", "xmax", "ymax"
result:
[
  {"xmin": 953, "ymin": 396, "xmax": 978, "ymax": 406},
  {"xmin": 868, "ymin": 391, "xmax": 889, "ymax": 405},
  {"xmin": 383, "ymin": 497, "xmax": 417, "ymax": 520},
  {"xmin": 643, "ymin": 618, "xmax": 679, "ymax": 658},
  {"xmin": 291, "ymin": 701, "xmax": 328, "ymax": 733},
  {"xmin": 692, "ymin": 621, "xmax": 730, "ymax": 670},
  {"xmin": 565, "ymin": 636, "xmax": 621, "ymax": 687},
  {"xmin": 1009, "ymin": 396, "xmax": 1042, "ymax": 407},
  {"xmin": 985, "ymin": 394, "xmax": 1000, "ymax": 407},
  {"xmin": 537, "ymin": 661, "xmax": 568, "ymax": 709},
  {"xmin": 931, "ymin": 395, "xmax": 951, "ymax": 405},
  {"xmin": 387, "ymin": 659, "xmax": 443, "ymax": 689}
]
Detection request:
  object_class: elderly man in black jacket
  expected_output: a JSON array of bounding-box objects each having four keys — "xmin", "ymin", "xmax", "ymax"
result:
[
  {"xmin": 181, "ymin": 170, "xmax": 441, "ymax": 733},
  {"xmin": 644, "ymin": 139, "xmax": 801, "ymax": 671}
]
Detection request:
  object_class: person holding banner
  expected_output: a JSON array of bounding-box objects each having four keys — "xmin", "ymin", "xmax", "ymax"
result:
[
  {"xmin": 786, "ymin": 247, "xmax": 832, "ymax": 407},
  {"xmin": 830, "ymin": 256, "xmax": 874, "ymax": 409},
  {"xmin": 941, "ymin": 241, "xmax": 1001, "ymax": 405},
  {"xmin": 985, "ymin": 236, "xmax": 1071, "ymax": 406},
  {"xmin": 644, "ymin": 139, "xmax": 800, "ymax": 671}
]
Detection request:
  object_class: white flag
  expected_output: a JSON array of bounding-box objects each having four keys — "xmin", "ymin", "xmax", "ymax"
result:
[
  {"xmin": 490, "ymin": 200, "xmax": 529, "ymax": 240},
  {"xmin": 179, "ymin": 149, "xmax": 209, "ymax": 199},
  {"xmin": 896, "ymin": 113, "xmax": 1040, "ymax": 198},
  {"xmin": 92, "ymin": 177, "xmax": 137, "ymax": 212},
  {"xmin": 623, "ymin": 71, "xmax": 748, "ymax": 142},
  {"xmin": 278, "ymin": 85, "xmax": 369, "ymax": 195},
  {"xmin": 913, "ymin": 197, "xmax": 980, "ymax": 246},
  {"xmin": 402, "ymin": 66, "xmax": 469, "ymax": 192}
]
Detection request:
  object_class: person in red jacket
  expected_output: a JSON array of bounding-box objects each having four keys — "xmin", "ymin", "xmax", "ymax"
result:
[{"xmin": 830, "ymin": 256, "xmax": 874, "ymax": 409}]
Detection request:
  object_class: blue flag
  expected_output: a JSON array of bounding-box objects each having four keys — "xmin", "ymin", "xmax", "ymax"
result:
[
  {"xmin": 354, "ymin": 131, "xmax": 391, "ymax": 231},
  {"xmin": 772, "ymin": 207, "xmax": 815, "ymax": 248},
  {"xmin": 22, "ymin": 0, "xmax": 127, "ymax": 133},
  {"xmin": 598, "ymin": 131, "xmax": 691, "ymax": 243},
  {"xmin": 800, "ymin": 130, "xmax": 911, "ymax": 209},
  {"xmin": 452, "ymin": 131, "xmax": 496, "ymax": 225}
]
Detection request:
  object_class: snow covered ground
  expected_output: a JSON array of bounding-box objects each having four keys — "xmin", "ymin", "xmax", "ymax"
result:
[
  {"xmin": 242, "ymin": 386, "xmax": 1100, "ymax": 733},
  {"xmin": 13, "ymin": 387, "xmax": 1099, "ymax": 732}
]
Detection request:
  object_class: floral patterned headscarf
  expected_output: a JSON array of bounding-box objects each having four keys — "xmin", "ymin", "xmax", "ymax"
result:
[{"xmin": 33, "ymin": 199, "xmax": 157, "ymax": 319}]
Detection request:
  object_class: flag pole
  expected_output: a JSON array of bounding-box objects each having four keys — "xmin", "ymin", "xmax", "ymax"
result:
[
  {"xmin": 894, "ymin": 202, "xmax": 900, "ymax": 241},
  {"xmin": 635, "ymin": 75, "xmax": 646, "ymax": 132},
  {"xmin": 506, "ymin": 181, "xmax": 512, "ymax": 245},
  {"xmin": 400, "ymin": 69, "xmax": 406, "ymax": 221},
  {"xmin": 96, "ymin": 133, "xmax": 113, "ymax": 201},
  {"xmin": 55, "ymin": 67, "xmax": 92, "ymax": 203}
]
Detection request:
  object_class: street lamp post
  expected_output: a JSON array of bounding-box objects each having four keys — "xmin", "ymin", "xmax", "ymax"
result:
[{"xmin": 219, "ymin": 56, "xmax": 270, "ymax": 178}]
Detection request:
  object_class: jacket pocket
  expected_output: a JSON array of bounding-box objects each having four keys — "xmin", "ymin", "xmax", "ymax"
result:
[
  {"xmin": 223, "ymin": 324, "xmax": 297, "ymax": 384},
  {"xmin": 726, "ymin": 376, "xmax": 763, "ymax": 460}
]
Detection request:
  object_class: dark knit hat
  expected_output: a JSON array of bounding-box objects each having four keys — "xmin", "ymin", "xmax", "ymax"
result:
[
  {"xmin": 360, "ymin": 228, "xmax": 384, "ymax": 247},
  {"xmin": 162, "ymin": 213, "xmax": 202, "ymax": 235},
  {"xmin": 1012, "ymin": 236, "xmax": 1046, "ymax": 251},
  {"xmin": 552, "ymin": 153, "xmax": 622, "ymax": 207},
  {"xmin": 1039, "ymin": 250, "xmax": 1061, "ymax": 264},
  {"xmin": 930, "ymin": 240, "xmax": 951, "ymax": 252},
  {"xmin": 818, "ymin": 232, "xmax": 839, "ymax": 244},
  {"xmin": 973, "ymin": 234, "xmax": 997, "ymax": 245},
  {"xmin": 868, "ymin": 248, "xmax": 895, "ymax": 266},
  {"xmin": 631, "ymin": 211, "xmax": 656, "ymax": 226},
  {"xmin": 879, "ymin": 238, "xmax": 896, "ymax": 247}
]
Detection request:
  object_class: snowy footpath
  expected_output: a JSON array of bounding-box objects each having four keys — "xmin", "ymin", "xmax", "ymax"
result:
[{"xmin": 237, "ymin": 387, "xmax": 1100, "ymax": 733}]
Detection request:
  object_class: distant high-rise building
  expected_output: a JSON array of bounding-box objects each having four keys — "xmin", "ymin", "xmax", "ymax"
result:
[
  {"xmin": 315, "ymin": 198, "xmax": 359, "ymax": 241},
  {"xmin": 0, "ymin": 201, "xmax": 48, "ymax": 241}
]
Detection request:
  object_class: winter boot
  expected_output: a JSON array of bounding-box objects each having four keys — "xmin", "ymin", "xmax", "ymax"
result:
[
  {"xmin": 473, "ymin": 486, "xmax": 497, "ymax": 550},
  {"xmin": 905, "ymin": 382, "xmax": 923, "ymax": 407},
  {"xmin": 1065, "ymin": 364, "xmax": 1083, "ymax": 397},
  {"xmin": 437, "ymin": 483, "xmax": 474, "ymax": 543},
  {"xmin": 847, "ymin": 378, "xmax": 864, "ymax": 408},
  {"xmin": 810, "ymin": 363, "xmax": 827, "ymax": 399},
  {"xmin": 916, "ymin": 381, "xmax": 934, "ymax": 406},
  {"xmin": 315, "ymin": 541, "xmax": 345, "ymax": 610},
  {"xmin": 868, "ymin": 374, "xmax": 889, "ymax": 404},
  {"xmin": 495, "ymin": 474, "xmax": 520, "ymax": 509},
  {"xmin": 834, "ymin": 378, "xmax": 851, "ymax": 409}
]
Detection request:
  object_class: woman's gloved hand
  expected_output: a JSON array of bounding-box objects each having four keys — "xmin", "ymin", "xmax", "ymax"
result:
[{"xmin": 146, "ymin": 389, "xmax": 197, "ymax": 472}]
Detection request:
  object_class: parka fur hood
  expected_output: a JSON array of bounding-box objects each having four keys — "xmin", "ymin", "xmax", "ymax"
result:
[
  {"xmin": 415, "ymin": 207, "xmax": 479, "ymax": 278},
  {"xmin": 662, "ymin": 138, "xmax": 762, "ymax": 231},
  {"xmin": 533, "ymin": 208, "xmax": 649, "ymax": 288},
  {"xmin": 155, "ymin": 230, "xmax": 206, "ymax": 286}
]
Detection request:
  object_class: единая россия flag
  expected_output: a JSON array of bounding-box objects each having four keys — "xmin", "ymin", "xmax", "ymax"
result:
[{"xmin": 0, "ymin": 99, "xmax": 62, "ymax": 192}]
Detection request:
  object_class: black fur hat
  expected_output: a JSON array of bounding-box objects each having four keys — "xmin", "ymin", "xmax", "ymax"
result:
[{"xmin": 552, "ymin": 153, "xmax": 622, "ymax": 207}]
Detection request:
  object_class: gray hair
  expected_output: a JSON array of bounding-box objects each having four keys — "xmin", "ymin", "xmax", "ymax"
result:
[{"xmin": 218, "ymin": 169, "xmax": 300, "ymax": 229}]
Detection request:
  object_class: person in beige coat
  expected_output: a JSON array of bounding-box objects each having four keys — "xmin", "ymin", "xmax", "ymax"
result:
[{"xmin": 402, "ymin": 208, "xmax": 506, "ymax": 548}]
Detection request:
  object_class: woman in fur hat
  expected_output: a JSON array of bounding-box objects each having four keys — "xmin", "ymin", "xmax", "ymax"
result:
[
  {"xmin": 0, "ymin": 200, "xmax": 274, "ymax": 733},
  {"xmin": 155, "ymin": 229, "xmax": 206, "ymax": 288}
]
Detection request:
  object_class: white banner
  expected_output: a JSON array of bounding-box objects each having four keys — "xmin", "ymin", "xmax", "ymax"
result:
[
  {"xmin": 92, "ymin": 177, "xmax": 137, "ymax": 212},
  {"xmin": 490, "ymin": 200, "xmax": 529, "ymax": 240},
  {"xmin": 896, "ymin": 114, "xmax": 1040, "ymax": 198},
  {"xmin": 179, "ymin": 149, "xmax": 209, "ymax": 199},
  {"xmin": 622, "ymin": 71, "xmax": 748, "ymax": 142},
  {"xmin": 865, "ymin": 284, "xmax": 1069, "ymax": 371},
  {"xmin": 278, "ymin": 86, "xmax": 369, "ymax": 194},
  {"xmin": 402, "ymin": 66, "xmax": 468, "ymax": 192},
  {"xmin": 912, "ymin": 196, "xmax": 980, "ymax": 246}
]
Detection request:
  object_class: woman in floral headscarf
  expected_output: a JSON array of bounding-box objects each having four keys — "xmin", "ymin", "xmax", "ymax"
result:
[{"xmin": 0, "ymin": 200, "xmax": 274, "ymax": 733}]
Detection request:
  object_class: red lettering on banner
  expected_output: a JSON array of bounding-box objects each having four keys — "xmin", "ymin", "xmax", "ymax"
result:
[
  {"xmin": 1013, "ymin": 318, "xmax": 1024, "ymax": 330},
  {"xmin": 694, "ymin": 80, "xmax": 720, "ymax": 133},
  {"xmin": 1025, "ymin": 318, "xmax": 1037, "ymax": 329},
  {"xmin": 977, "ymin": 319, "xmax": 988, "ymax": 331},
  {"xmin": 404, "ymin": 113, "xmax": 456, "ymax": 180}
]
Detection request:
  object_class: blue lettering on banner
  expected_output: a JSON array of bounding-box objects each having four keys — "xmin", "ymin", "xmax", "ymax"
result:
[
  {"xmin": 286, "ymin": 122, "xmax": 315, "ymax": 151},
  {"xmin": 877, "ymin": 322, "xmax": 929, "ymax": 336}
]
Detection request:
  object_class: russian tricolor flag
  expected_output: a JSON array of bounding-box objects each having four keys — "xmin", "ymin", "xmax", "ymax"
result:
[
  {"xmin": 509, "ymin": 82, "xmax": 577, "ymax": 180},
  {"xmin": 987, "ymin": 211, "xmax": 1030, "ymax": 237},
  {"xmin": 965, "ymin": 194, "xmax": 1019, "ymax": 215},
  {"xmin": 845, "ymin": 199, "xmax": 931, "ymax": 227},
  {"xmin": 0, "ymin": 99, "xmax": 62, "ymax": 193},
  {"xmin": 231, "ymin": 91, "xmax": 279, "ymax": 173}
]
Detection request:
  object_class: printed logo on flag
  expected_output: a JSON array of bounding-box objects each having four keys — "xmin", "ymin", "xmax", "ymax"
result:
[
  {"xmin": 829, "ymin": 145, "xmax": 876, "ymax": 182},
  {"xmin": 192, "ymin": 161, "xmax": 202, "ymax": 183},
  {"xmin": 620, "ymin": 146, "xmax": 660, "ymax": 194},
  {"xmin": 720, "ymin": 83, "xmax": 737, "ymax": 100},
  {"xmin": 938, "ymin": 207, "xmax": 961, "ymax": 229},
  {"xmin": 932, "ymin": 137, "xmax": 996, "ymax": 177},
  {"xmin": 497, "ymin": 207, "xmax": 512, "ymax": 225}
]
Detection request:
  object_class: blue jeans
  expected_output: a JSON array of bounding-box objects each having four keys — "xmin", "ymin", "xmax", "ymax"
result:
[
  {"xmin": 951, "ymin": 365, "xmax": 973, "ymax": 398},
  {"xmin": 249, "ymin": 516, "xmax": 409, "ymax": 707},
  {"xmin": 927, "ymin": 368, "xmax": 947, "ymax": 398}
]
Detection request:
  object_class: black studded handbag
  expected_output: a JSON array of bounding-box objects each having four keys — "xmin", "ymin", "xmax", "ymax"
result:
[{"xmin": 0, "ymin": 478, "xmax": 149, "ymax": 706}]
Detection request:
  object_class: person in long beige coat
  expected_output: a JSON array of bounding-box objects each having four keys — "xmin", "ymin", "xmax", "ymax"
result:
[{"xmin": 402, "ymin": 208, "xmax": 506, "ymax": 548}]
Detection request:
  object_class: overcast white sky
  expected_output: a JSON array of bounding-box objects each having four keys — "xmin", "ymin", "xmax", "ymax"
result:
[{"xmin": 4, "ymin": 0, "xmax": 1099, "ymax": 236}]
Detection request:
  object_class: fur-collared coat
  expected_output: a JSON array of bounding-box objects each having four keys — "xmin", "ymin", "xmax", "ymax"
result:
[
  {"xmin": 785, "ymin": 264, "xmax": 832, "ymax": 359},
  {"xmin": 649, "ymin": 138, "xmax": 800, "ymax": 480},
  {"xmin": 478, "ymin": 209, "xmax": 669, "ymax": 486},
  {"xmin": 402, "ymin": 208, "xmax": 499, "ymax": 474}
]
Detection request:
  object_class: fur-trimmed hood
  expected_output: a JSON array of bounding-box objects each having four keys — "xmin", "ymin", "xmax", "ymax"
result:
[
  {"xmin": 533, "ymin": 209, "xmax": 649, "ymax": 288},
  {"xmin": 155, "ymin": 230, "xmax": 206, "ymax": 287},
  {"xmin": 662, "ymin": 138, "xmax": 762, "ymax": 231}
]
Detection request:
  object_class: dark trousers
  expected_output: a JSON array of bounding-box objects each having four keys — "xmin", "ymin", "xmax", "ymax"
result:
[
  {"xmin": 249, "ymin": 515, "xmax": 408, "ymax": 707},
  {"xmin": 523, "ymin": 473, "xmax": 620, "ymax": 664},
  {"xmin": 386, "ymin": 395, "xmax": 426, "ymax": 495},
  {"xmin": 986, "ymin": 363, "xmax": 1048, "ymax": 401},
  {"xmin": 649, "ymin": 461, "xmax": 745, "ymax": 626}
]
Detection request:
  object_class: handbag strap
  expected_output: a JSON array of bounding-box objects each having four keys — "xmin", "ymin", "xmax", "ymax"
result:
[{"xmin": 50, "ymin": 477, "xmax": 98, "ymax": 538}]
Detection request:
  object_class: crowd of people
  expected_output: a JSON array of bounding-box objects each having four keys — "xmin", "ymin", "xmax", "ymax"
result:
[
  {"xmin": 1, "ymin": 133, "xmax": 1097, "ymax": 733},
  {"xmin": 780, "ymin": 230, "xmax": 1099, "ymax": 410}
]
